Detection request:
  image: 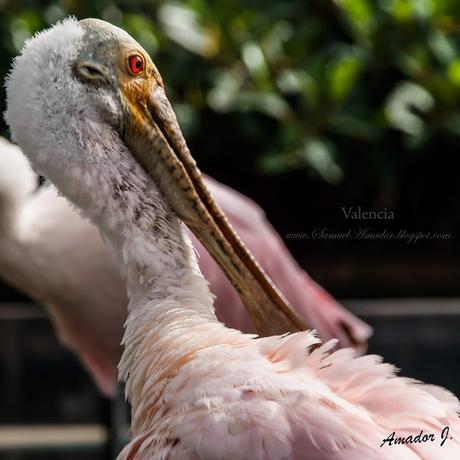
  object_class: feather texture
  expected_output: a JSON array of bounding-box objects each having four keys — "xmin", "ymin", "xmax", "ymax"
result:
[{"xmin": 118, "ymin": 307, "xmax": 460, "ymax": 459}]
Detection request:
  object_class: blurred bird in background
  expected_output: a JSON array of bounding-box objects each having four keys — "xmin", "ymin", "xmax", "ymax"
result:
[{"xmin": 0, "ymin": 136, "xmax": 371, "ymax": 396}]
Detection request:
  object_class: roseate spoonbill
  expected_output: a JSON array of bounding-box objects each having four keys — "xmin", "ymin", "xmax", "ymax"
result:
[
  {"xmin": 0, "ymin": 137, "xmax": 370, "ymax": 396},
  {"xmin": 6, "ymin": 18, "xmax": 459, "ymax": 459}
]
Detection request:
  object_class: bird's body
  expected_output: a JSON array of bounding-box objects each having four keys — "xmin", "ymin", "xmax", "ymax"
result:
[
  {"xmin": 5, "ymin": 17, "xmax": 459, "ymax": 460},
  {"xmin": 0, "ymin": 137, "xmax": 370, "ymax": 395},
  {"xmin": 120, "ymin": 318, "xmax": 460, "ymax": 460}
]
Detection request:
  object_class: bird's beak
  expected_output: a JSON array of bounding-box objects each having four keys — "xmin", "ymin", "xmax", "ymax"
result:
[{"xmin": 123, "ymin": 80, "xmax": 307, "ymax": 337}]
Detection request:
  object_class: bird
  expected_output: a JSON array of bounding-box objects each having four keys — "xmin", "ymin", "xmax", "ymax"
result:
[
  {"xmin": 0, "ymin": 137, "xmax": 371, "ymax": 396},
  {"xmin": 5, "ymin": 17, "xmax": 459, "ymax": 459}
]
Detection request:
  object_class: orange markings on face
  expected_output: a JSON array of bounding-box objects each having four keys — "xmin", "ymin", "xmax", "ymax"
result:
[
  {"xmin": 128, "ymin": 54, "xmax": 145, "ymax": 75},
  {"xmin": 119, "ymin": 49, "xmax": 164, "ymax": 134}
]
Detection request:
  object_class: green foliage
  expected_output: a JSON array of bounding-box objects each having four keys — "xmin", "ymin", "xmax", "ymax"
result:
[{"xmin": 1, "ymin": 0, "xmax": 460, "ymax": 191}]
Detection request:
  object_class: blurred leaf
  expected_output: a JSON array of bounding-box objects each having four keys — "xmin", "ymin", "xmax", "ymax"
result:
[
  {"xmin": 258, "ymin": 153, "xmax": 292, "ymax": 174},
  {"xmin": 385, "ymin": 81, "xmax": 434, "ymax": 135},
  {"xmin": 397, "ymin": 45, "xmax": 430, "ymax": 76},
  {"xmin": 412, "ymin": 0, "xmax": 434, "ymax": 18},
  {"xmin": 8, "ymin": 10, "xmax": 43, "ymax": 53},
  {"xmin": 302, "ymin": 139, "xmax": 343, "ymax": 184},
  {"xmin": 241, "ymin": 41, "xmax": 270, "ymax": 84},
  {"xmin": 158, "ymin": 2, "xmax": 219, "ymax": 57},
  {"xmin": 384, "ymin": 0, "xmax": 414, "ymax": 22},
  {"xmin": 447, "ymin": 59, "xmax": 460, "ymax": 86},
  {"xmin": 173, "ymin": 103, "xmax": 197, "ymax": 136},
  {"xmin": 327, "ymin": 49, "xmax": 363, "ymax": 101},
  {"xmin": 335, "ymin": 0, "xmax": 372, "ymax": 23},
  {"xmin": 238, "ymin": 91, "xmax": 292, "ymax": 121},
  {"xmin": 335, "ymin": 0, "xmax": 374, "ymax": 39},
  {"xmin": 19, "ymin": 10, "xmax": 42, "ymax": 31},
  {"xmin": 10, "ymin": 18, "xmax": 32, "ymax": 52},
  {"xmin": 428, "ymin": 30, "xmax": 456, "ymax": 65},
  {"xmin": 208, "ymin": 70, "xmax": 241, "ymax": 112},
  {"xmin": 44, "ymin": 5, "xmax": 66, "ymax": 24},
  {"xmin": 123, "ymin": 14, "xmax": 158, "ymax": 55},
  {"xmin": 276, "ymin": 69, "xmax": 317, "ymax": 105},
  {"xmin": 102, "ymin": 5, "xmax": 123, "ymax": 26},
  {"xmin": 262, "ymin": 21, "xmax": 293, "ymax": 63}
]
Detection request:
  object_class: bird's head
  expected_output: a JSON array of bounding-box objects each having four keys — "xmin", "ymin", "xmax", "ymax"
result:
[
  {"xmin": 5, "ymin": 18, "xmax": 164, "ymax": 170},
  {"xmin": 5, "ymin": 17, "xmax": 307, "ymax": 337}
]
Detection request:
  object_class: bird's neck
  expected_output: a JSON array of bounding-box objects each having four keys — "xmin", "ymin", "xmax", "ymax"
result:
[
  {"xmin": 108, "ymin": 171, "xmax": 214, "ymax": 318},
  {"xmin": 70, "ymin": 141, "xmax": 236, "ymax": 436},
  {"xmin": 41, "ymin": 131, "xmax": 231, "ymax": 431},
  {"xmin": 35, "ymin": 128, "xmax": 255, "ymax": 445},
  {"xmin": 48, "ymin": 132, "xmax": 216, "ymax": 319}
]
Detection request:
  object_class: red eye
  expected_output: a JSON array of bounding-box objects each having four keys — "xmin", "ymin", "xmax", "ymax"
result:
[{"xmin": 128, "ymin": 54, "xmax": 144, "ymax": 75}]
